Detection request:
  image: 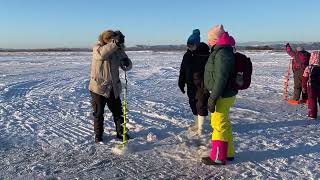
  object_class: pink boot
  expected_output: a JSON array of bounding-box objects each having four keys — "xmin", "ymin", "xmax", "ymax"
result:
[{"xmin": 210, "ymin": 140, "xmax": 228, "ymax": 165}]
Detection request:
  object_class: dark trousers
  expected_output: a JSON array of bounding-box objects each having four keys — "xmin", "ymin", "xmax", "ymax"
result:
[
  {"xmin": 90, "ymin": 90, "xmax": 124, "ymax": 140},
  {"xmin": 187, "ymin": 84, "xmax": 209, "ymax": 116},
  {"xmin": 293, "ymin": 70, "xmax": 307, "ymax": 100},
  {"xmin": 307, "ymin": 87, "xmax": 320, "ymax": 118}
]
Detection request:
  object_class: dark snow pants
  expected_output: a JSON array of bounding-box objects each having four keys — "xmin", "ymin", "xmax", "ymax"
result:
[
  {"xmin": 90, "ymin": 90, "xmax": 124, "ymax": 141},
  {"xmin": 293, "ymin": 69, "xmax": 308, "ymax": 101},
  {"xmin": 187, "ymin": 84, "xmax": 209, "ymax": 116},
  {"xmin": 307, "ymin": 87, "xmax": 320, "ymax": 118}
]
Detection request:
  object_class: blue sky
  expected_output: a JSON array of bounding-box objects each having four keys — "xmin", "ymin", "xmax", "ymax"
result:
[{"xmin": 1, "ymin": 0, "xmax": 319, "ymax": 48}]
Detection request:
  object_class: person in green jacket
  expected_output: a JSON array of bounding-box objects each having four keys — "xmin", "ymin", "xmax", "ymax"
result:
[{"xmin": 202, "ymin": 25, "xmax": 238, "ymax": 165}]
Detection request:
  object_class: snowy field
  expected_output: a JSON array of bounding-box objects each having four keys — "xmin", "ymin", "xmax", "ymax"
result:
[{"xmin": 0, "ymin": 50, "xmax": 319, "ymax": 179}]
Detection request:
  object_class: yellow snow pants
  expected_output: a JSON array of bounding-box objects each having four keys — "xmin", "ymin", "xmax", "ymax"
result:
[{"xmin": 211, "ymin": 96, "xmax": 236, "ymax": 157}]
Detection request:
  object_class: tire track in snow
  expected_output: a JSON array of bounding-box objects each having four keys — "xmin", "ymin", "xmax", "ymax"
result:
[
  {"xmin": 2, "ymin": 80, "xmax": 45, "ymax": 100},
  {"xmin": 1, "ymin": 68, "xmax": 93, "ymax": 147}
]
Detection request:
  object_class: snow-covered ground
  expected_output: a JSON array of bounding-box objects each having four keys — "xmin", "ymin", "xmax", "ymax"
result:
[{"xmin": 0, "ymin": 50, "xmax": 319, "ymax": 179}]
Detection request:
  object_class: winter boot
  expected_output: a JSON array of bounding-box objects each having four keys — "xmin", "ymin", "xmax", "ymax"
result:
[
  {"xmin": 202, "ymin": 156, "xmax": 234, "ymax": 165},
  {"xmin": 197, "ymin": 115, "xmax": 205, "ymax": 135},
  {"xmin": 188, "ymin": 115, "xmax": 198, "ymax": 132},
  {"xmin": 116, "ymin": 133, "xmax": 130, "ymax": 140},
  {"xmin": 298, "ymin": 99, "xmax": 307, "ymax": 104},
  {"xmin": 94, "ymin": 117, "xmax": 104, "ymax": 143},
  {"xmin": 114, "ymin": 116, "xmax": 130, "ymax": 140},
  {"xmin": 227, "ymin": 157, "xmax": 235, "ymax": 161},
  {"xmin": 201, "ymin": 156, "xmax": 224, "ymax": 165},
  {"xmin": 307, "ymin": 115, "xmax": 317, "ymax": 120},
  {"xmin": 288, "ymin": 99, "xmax": 299, "ymax": 105},
  {"xmin": 210, "ymin": 140, "xmax": 228, "ymax": 165}
]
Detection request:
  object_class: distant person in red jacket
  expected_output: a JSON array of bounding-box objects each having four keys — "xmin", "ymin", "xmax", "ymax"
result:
[
  {"xmin": 285, "ymin": 43, "xmax": 310, "ymax": 104},
  {"xmin": 302, "ymin": 51, "xmax": 320, "ymax": 119}
]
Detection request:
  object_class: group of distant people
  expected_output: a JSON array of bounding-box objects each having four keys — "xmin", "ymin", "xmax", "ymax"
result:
[
  {"xmin": 286, "ymin": 43, "xmax": 320, "ymax": 119},
  {"xmin": 88, "ymin": 24, "xmax": 320, "ymax": 166}
]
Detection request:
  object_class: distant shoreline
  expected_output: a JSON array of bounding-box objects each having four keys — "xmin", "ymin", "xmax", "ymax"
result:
[{"xmin": 1, "ymin": 42, "xmax": 320, "ymax": 52}]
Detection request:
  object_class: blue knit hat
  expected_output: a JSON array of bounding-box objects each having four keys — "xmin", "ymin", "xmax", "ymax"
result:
[{"xmin": 187, "ymin": 29, "xmax": 200, "ymax": 46}]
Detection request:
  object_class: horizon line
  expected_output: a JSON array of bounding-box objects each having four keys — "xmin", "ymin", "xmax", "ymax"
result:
[{"xmin": 1, "ymin": 41, "xmax": 320, "ymax": 50}]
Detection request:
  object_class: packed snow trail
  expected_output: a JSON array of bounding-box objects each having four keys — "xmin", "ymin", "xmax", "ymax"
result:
[{"xmin": 0, "ymin": 51, "xmax": 319, "ymax": 179}]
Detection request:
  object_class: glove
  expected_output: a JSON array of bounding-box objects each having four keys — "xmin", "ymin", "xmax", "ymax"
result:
[
  {"xmin": 113, "ymin": 31, "xmax": 125, "ymax": 45},
  {"xmin": 178, "ymin": 83, "xmax": 185, "ymax": 94},
  {"xmin": 285, "ymin": 43, "xmax": 290, "ymax": 48},
  {"xmin": 110, "ymin": 39, "xmax": 121, "ymax": 47},
  {"xmin": 207, "ymin": 97, "xmax": 217, "ymax": 113},
  {"xmin": 120, "ymin": 58, "xmax": 130, "ymax": 68}
]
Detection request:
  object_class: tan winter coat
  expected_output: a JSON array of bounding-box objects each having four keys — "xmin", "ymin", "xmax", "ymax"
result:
[{"xmin": 89, "ymin": 41, "xmax": 132, "ymax": 98}]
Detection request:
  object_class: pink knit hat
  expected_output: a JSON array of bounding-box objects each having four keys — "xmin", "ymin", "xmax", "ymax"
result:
[
  {"xmin": 208, "ymin": 24, "xmax": 225, "ymax": 46},
  {"xmin": 310, "ymin": 51, "xmax": 320, "ymax": 65}
]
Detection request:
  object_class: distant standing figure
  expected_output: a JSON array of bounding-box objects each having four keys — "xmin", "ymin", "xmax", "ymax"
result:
[
  {"xmin": 89, "ymin": 30, "xmax": 132, "ymax": 143},
  {"xmin": 178, "ymin": 29, "xmax": 210, "ymax": 135},
  {"xmin": 302, "ymin": 51, "xmax": 320, "ymax": 119},
  {"xmin": 285, "ymin": 43, "xmax": 310, "ymax": 104}
]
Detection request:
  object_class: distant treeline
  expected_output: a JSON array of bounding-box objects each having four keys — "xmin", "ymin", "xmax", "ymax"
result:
[
  {"xmin": 236, "ymin": 46, "xmax": 274, "ymax": 50},
  {"xmin": 0, "ymin": 48, "xmax": 91, "ymax": 52},
  {"xmin": 1, "ymin": 42, "xmax": 320, "ymax": 52},
  {"xmin": 126, "ymin": 45, "xmax": 187, "ymax": 51},
  {"xmin": 237, "ymin": 42, "xmax": 320, "ymax": 51}
]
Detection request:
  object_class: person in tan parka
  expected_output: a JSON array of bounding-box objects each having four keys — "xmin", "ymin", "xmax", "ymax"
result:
[{"xmin": 89, "ymin": 30, "xmax": 132, "ymax": 143}]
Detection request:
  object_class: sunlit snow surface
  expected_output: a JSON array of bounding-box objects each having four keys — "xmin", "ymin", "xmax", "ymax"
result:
[{"xmin": 0, "ymin": 51, "xmax": 319, "ymax": 179}]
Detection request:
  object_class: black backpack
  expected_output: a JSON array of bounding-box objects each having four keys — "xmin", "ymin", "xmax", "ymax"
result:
[
  {"xmin": 310, "ymin": 65, "xmax": 320, "ymax": 90},
  {"xmin": 229, "ymin": 52, "xmax": 253, "ymax": 90}
]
